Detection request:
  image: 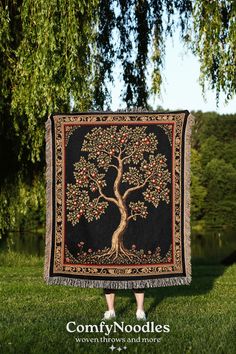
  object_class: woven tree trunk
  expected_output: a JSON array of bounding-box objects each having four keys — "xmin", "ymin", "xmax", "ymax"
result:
[
  {"xmin": 66, "ymin": 125, "xmax": 171, "ymax": 261},
  {"xmin": 106, "ymin": 156, "xmax": 133, "ymax": 259}
]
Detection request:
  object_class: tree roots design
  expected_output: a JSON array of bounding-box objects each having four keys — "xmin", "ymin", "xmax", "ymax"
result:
[{"xmin": 93, "ymin": 245, "xmax": 140, "ymax": 262}]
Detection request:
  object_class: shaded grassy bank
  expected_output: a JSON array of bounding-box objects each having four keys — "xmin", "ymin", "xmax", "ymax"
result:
[{"xmin": 0, "ymin": 252, "xmax": 235, "ymax": 354}]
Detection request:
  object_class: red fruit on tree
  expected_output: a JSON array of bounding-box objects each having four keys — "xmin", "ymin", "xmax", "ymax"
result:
[{"xmin": 67, "ymin": 126, "xmax": 171, "ymax": 256}]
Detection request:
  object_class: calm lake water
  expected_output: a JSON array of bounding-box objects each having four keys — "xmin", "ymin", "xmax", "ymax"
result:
[{"xmin": 0, "ymin": 228, "xmax": 235, "ymax": 264}]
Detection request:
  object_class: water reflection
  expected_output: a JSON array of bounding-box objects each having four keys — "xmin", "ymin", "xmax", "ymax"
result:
[
  {"xmin": 0, "ymin": 231, "xmax": 45, "ymax": 257},
  {"xmin": 191, "ymin": 228, "xmax": 236, "ymax": 264},
  {"xmin": 0, "ymin": 228, "xmax": 235, "ymax": 263}
]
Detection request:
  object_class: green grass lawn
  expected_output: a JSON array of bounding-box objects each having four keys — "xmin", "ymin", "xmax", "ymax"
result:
[{"xmin": 0, "ymin": 252, "xmax": 235, "ymax": 354}]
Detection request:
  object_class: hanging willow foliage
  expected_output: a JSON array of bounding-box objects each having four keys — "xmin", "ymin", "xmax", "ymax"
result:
[
  {"xmin": 11, "ymin": 0, "xmax": 99, "ymax": 162},
  {"xmin": 93, "ymin": 0, "xmax": 193, "ymax": 109},
  {"xmin": 192, "ymin": 0, "xmax": 236, "ymax": 101},
  {"xmin": 0, "ymin": 0, "xmax": 235, "ymax": 234},
  {"xmin": 0, "ymin": 0, "xmax": 99, "ymax": 234}
]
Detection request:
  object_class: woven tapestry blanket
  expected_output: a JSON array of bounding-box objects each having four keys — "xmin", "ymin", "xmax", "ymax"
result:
[{"xmin": 44, "ymin": 111, "xmax": 195, "ymax": 289}]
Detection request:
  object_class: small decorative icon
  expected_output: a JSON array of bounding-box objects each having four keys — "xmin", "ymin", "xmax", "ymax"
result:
[{"xmin": 109, "ymin": 345, "xmax": 127, "ymax": 351}]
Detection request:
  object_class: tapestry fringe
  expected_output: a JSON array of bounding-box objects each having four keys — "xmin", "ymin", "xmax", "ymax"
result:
[
  {"xmin": 44, "ymin": 116, "xmax": 53, "ymax": 283},
  {"xmin": 45, "ymin": 275, "xmax": 192, "ymax": 289},
  {"xmin": 184, "ymin": 113, "xmax": 196, "ymax": 284}
]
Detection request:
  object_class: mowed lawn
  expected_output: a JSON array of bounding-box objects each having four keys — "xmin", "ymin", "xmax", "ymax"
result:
[{"xmin": 0, "ymin": 252, "xmax": 235, "ymax": 354}]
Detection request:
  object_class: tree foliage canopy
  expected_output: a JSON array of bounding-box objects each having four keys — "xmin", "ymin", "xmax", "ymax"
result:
[
  {"xmin": 1, "ymin": 0, "xmax": 235, "ymax": 162},
  {"xmin": 66, "ymin": 125, "xmax": 171, "ymax": 260},
  {"xmin": 0, "ymin": 0, "xmax": 99, "ymax": 234},
  {"xmin": 192, "ymin": 0, "xmax": 236, "ymax": 101},
  {"xmin": 0, "ymin": 0, "xmax": 235, "ymax": 234},
  {"xmin": 191, "ymin": 111, "xmax": 236, "ymax": 228}
]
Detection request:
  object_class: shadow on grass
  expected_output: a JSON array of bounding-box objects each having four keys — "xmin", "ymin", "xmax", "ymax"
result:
[{"xmin": 114, "ymin": 261, "xmax": 227, "ymax": 317}]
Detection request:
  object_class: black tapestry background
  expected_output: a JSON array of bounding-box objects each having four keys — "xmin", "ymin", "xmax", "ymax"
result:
[{"xmin": 65, "ymin": 124, "xmax": 172, "ymax": 261}]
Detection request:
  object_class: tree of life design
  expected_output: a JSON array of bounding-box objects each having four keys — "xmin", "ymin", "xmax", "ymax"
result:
[{"xmin": 66, "ymin": 125, "xmax": 171, "ymax": 261}]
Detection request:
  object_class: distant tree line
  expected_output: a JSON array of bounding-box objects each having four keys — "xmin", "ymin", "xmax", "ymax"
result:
[
  {"xmin": 191, "ymin": 111, "xmax": 236, "ymax": 229},
  {"xmin": 0, "ymin": 110, "xmax": 235, "ymax": 236}
]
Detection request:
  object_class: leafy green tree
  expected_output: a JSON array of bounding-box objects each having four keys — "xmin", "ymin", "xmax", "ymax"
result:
[
  {"xmin": 200, "ymin": 136, "xmax": 224, "ymax": 167},
  {"xmin": 190, "ymin": 148, "xmax": 207, "ymax": 221},
  {"xmin": 191, "ymin": 111, "xmax": 236, "ymax": 229},
  {"xmin": 0, "ymin": 0, "xmax": 98, "ymax": 235},
  {"xmin": 203, "ymin": 158, "xmax": 236, "ymax": 228},
  {"xmin": 94, "ymin": 0, "xmax": 236, "ymax": 107},
  {"xmin": 0, "ymin": 1, "xmax": 235, "ymax": 235},
  {"xmin": 192, "ymin": 0, "xmax": 236, "ymax": 101}
]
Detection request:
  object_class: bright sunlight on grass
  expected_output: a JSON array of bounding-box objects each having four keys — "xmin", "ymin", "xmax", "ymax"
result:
[{"xmin": 0, "ymin": 252, "xmax": 235, "ymax": 354}]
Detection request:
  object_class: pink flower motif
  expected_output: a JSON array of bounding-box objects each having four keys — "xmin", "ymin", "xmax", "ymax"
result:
[
  {"xmin": 77, "ymin": 243, "xmax": 82, "ymax": 247},
  {"xmin": 83, "ymin": 252, "xmax": 87, "ymax": 256},
  {"xmin": 88, "ymin": 248, "xmax": 92, "ymax": 253},
  {"xmin": 65, "ymin": 257, "xmax": 70, "ymax": 262},
  {"xmin": 80, "ymin": 241, "xmax": 85, "ymax": 245},
  {"xmin": 132, "ymin": 244, "xmax": 136, "ymax": 249},
  {"xmin": 167, "ymin": 257, "xmax": 172, "ymax": 262}
]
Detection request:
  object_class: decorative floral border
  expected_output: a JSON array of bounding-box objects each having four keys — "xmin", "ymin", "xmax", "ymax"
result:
[{"xmin": 52, "ymin": 113, "xmax": 184, "ymax": 277}]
